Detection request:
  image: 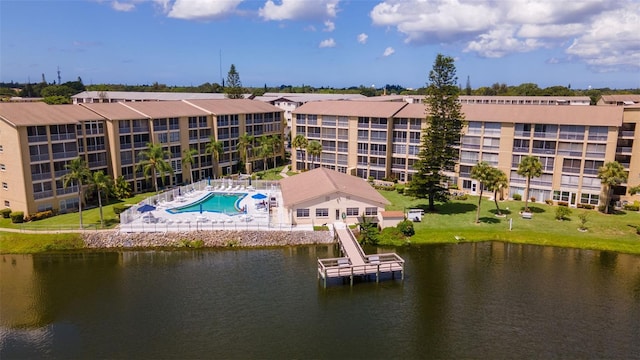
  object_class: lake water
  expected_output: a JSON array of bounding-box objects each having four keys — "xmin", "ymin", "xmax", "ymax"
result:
[{"xmin": 1, "ymin": 243, "xmax": 639, "ymax": 359}]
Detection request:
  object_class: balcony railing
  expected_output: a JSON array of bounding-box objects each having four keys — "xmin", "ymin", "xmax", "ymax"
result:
[
  {"xmin": 587, "ymin": 135, "xmax": 608, "ymax": 141},
  {"xmin": 52, "ymin": 151, "xmax": 78, "ymax": 160},
  {"xmin": 89, "ymin": 160, "xmax": 108, "ymax": 168},
  {"xmin": 616, "ymin": 146, "xmax": 633, "ymax": 153},
  {"xmin": 557, "ymin": 150, "xmax": 583, "ymax": 157},
  {"xmin": 512, "ymin": 147, "xmax": 529, "ymax": 153},
  {"xmin": 55, "ymin": 169, "xmax": 69, "ymax": 177},
  {"xmin": 514, "ymin": 131, "xmax": 530, "ymax": 137},
  {"xmin": 56, "ymin": 186, "xmax": 77, "ymax": 195},
  {"xmin": 33, "ymin": 190, "xmax": 54, "ymax": 199},
  {"xmin": 31, "ymin": 173, "xmax": 52, "ymax": 181},
  {"xmin": 532, "ymin": 148, "xmax": 556, "ymax": 155},
  {"xmin": 619, "ymin": 130, "xmax": 635, "ymax": 137},
  {"xmin": 50, "ymin": 133, "xmax": 76, "ymax": 141},
  {"xmin": 461, "ymin": 144, "xmax": 481, "ymax": 149},
  {"xmin": 30, "ymin": 154, "xmax": 50, "ymax": 162},
  {"xmin": 558, "ymin": 134, "xmax": 584, "ymax": 140},
  {"xmin": 28, "ymin": 135, "xmax": 48, "ymax": 143},
  {"xmin": 533, "ymin": 132, "xmax": 557, "ymax": 139},
  {"xmin": 562, "ymin": 167, "xmax": 581, "ymax": 174}
]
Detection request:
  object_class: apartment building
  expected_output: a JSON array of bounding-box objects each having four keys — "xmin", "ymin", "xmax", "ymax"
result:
[
  {"xmin": 0, "ymin": 100, "xmax": 284, "ymax": 215},
  {"xmin": 292, "ymin": 100, "xmax": 638, "ymax": 208}
]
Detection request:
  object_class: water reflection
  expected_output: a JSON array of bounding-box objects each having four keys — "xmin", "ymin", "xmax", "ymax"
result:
[{"xmin": 1, "ymin": 243, "xmax": 639, "ymax": 359}]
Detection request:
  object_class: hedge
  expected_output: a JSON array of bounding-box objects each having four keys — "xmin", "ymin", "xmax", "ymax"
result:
[
  {"xmin": 0, "ymin": 208, "xmax": 11, "ymax": 218},
  {"xmin": 10, "ymin": 211, "xmax": 24, "ymax": 223}
]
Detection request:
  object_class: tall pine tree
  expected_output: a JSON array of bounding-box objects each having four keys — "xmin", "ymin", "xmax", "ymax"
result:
[
  {"xmin": 408, "ymin": 54, "xmax": 464, "ymax": 211},
  {"xmin": 224, "ymin": 64, "xmax": 244, "ymax": 99}
]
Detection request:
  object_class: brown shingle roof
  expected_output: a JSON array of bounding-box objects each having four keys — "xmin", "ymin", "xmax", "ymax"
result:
[
  {"xmin": 80, "ymin": 102, "xmax": 150, "ymax": 120},
  {"xmin": 293, "ymin": 100, "xmax": 407, "ymax": 118},
  {"xmin": 121, "ymin": 100, "xmax": 209, "ymax": 118},
  {"xmin": 394, "ymin": 103, "xmax": 623, "ymax": 126},
  {"xmin": 184, "ymin": 99, "xmax": 282, "ymax": 115},
  {"xmin": 279, "ymin": 167, "xmax": 390, "ymax": 208},
  {"xmin": 0, "ymin": 102, "xmax": 104, "ymax": 127},
  {"xmin": 380, "ymin": 211, "xmax": 405, "ymax": 218}
]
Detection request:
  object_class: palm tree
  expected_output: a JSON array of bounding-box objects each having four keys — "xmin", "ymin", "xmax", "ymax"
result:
[
  {"xmin": 205, "ymin": 136, "xmax": 224, "ymax": 177},
  {"xmin": 517, "ymin": 155, "xmax": 542, "ymax": 212},
  {"xmin": 182, "ymin": 147, "xmax": 199, "ymax": 183},
  {"xmin": 87, "ymin": 170, "xmax": 111, "ymax": 227},
  {"xmin": 306, "ymin": 140, "xmax": 322, "ymax": 169},
  {"xmin": 291, "ymin": 134, "xmax": 308, "ymax": 170},
  {"xmin": 62, "ymin": 157, "xmax": 90, "ymax": 229},
  {"xmin": 237, "ymin": 133, "xmax": 254, "ymax": 174},
  {"xmin": 257, "ymin": 135, "xmax": 273, "ymax": 171},
  {"xmin": 112, "ymin": 175, "xmax": 131, "ymax": 199},
  {"xmin": 486, "ymin": 167, "xmax": 508, "ymax": 216},
  {"xmin": 597, "ymin": 161, "xmax": 628, "ymax": 214},
  {"xmin": 470, "ymin": 161, "xmax": 493, "ymax": 223},
  {"xmin": 270, "ymin": 134, "xmax": 282, "ymax": 168},
  {"xmin": 136, "ymin": 142, "xmax": 173, "ymax": 193}
]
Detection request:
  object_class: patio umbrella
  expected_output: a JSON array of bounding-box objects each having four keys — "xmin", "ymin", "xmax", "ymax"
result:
[
  {"xmin": 199, "ymin": 203, "xmax": 203, "ymax": 214},
  {"xmin": 137, "ymin": 204, "xmax": 156, "ymax": 213},
  {"xmin": 252, "ymin": 193, "xmax": 267, "ymax": 200}
]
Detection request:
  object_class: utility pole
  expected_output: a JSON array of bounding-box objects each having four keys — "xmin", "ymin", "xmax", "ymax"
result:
[{"xmin": 57, "ymin": 66, "xmax": 61, "ymax": 85}]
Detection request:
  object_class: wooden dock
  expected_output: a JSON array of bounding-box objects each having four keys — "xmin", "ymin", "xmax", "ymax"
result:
[{"xmin": 317, "ymin": 225, "xmax": 405, "ymax": 287}]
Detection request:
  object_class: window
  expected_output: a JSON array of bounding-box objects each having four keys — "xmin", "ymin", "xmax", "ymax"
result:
[
  {"xmin": 316, "ymin": 208, "xmax": 329, "ymax": 217},
  {"xmin": 346, "ymin": 207, "xmax": 358, "ymax": 216},
  {"xmin": 580, "ymin": 193, "xmax": 599, "ymax": 205},
  {"xmin": 562, "ymin": 158, "xmax": 582, "ymax": 173},
  {"xmin": 0, "ymin": 144, "xmax": 3, "ymax": 152},
  {"xmin": 365, "ymin": 207, "xmax": 377, "ymax": 216},
  {"xmin": 513, "ymin": 139, "xmax": 529, "ymax": 152},
  {"xmin": 169, "ymin": 131, "xmax": 180, "ymax": 142},
  {"xmin": 560, "ymin": 175, "xmax": 580, "ymax": 187},
  {"xmin": 462, "ymin": 179, "xmax": 472, "ymax": 189},
  {"xmin": 0, "ymin": 164, "xmax": 4, "ymax": 171},
  {"xmin": 484, "ymin": 122, "xmax": 501, "ymax": 136},
  {"xmin": 4, "ymin": 200, "xmax": 9, "ymax": 207},
  {"xmin": 2, "ymin": 182, "xmax": 7, "ymax": 190},
  {"xmin": 553, "ymin": 190, "xmax": 570, "ymax": 202},
  {"xmin": 461, "ymin": 136, "xmax": 481, "ymax": 149},
  {"xmin": 482, "ymin": 137, "xmax": 500, "ymax": 149},
  {"xmin": 467, "ymin": 121, "xmax": 482, "ymax": 134},
  {"xmin": 296, "ymin": 208, "xmax": 310, "ymax": 218}
]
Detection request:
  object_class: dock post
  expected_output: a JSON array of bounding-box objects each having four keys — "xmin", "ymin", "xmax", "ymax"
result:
[{"xmin": 376, "ymin": 265, "xmax": 380, "ymax": 283}]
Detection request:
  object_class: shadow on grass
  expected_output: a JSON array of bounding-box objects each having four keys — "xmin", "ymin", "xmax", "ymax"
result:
[
  {"xmin": 435, "ymin": 202, "xmax": 476, "ymax": 215},
  {"xmin": 489, "ymin": 209, "xmax": 512, "ymax": 216},
  {"xmin": 521, "ymin": 206, "xmax": 546, "ymax": 214},
  {"xmin": 478, "ymin": 217, "xmax": 501, "ymax": 224}
]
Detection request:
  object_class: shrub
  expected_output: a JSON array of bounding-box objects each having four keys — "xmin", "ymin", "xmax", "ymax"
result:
[
  {"xmin": 395, "ymin": 184, "xmax": 405, "ymax": 194},
  {"xmin": 396, "ymin": 220, "xmax": 415, "ymax": 237},
  {"xmin": 10, "ymin": 211, "xmax": 24, "ymax": 223},
  {"xmin": 530, "ymin": 197, "xmax": 536, "ymax": 203},
  {"xmin": 555, "ymin": 206, "xmax": 572, "ymax": 221},
  {"xmin": 577, "ymin": 203, "xmax": 595, "ymax": 210},
  {"xmin": 512, "ymin": 194, "xmax": 522, "ymax": 201},
  {"xmin": 598, "ymin": 204, "xmax": 607, "ymax": 213},
  {"xmin": 28, "ymin": 210, "xmax": 54, "ymax": 222},
  {"xmin": 578, "ymin": 212, "xmax": 589, "ymax": 231},
  {"xmin": 557, "ymin": 201, "xmax": 569, "ymax": 207},
  {"xmin": 0, "ymin": 208, "xmax": 11, "ymax": 218},
  {"xmin": 623, "ymin": 204, "xmax": 640, "ymax": 211},
  {"xmin": 637, "ymin": 225, "xmax": 640, "ymax": 235},
  {"xmin": 545, "ymin": 199, "xmax": 553, "ymax": 205},
  {"xmin": 452, "ymin": 194, "xmax": 468, "ymax": 200}
]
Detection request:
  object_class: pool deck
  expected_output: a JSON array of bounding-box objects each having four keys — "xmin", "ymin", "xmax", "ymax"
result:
[{"xmin": 120, "ymin": 186, "xmax": 302, "ymax": 233}]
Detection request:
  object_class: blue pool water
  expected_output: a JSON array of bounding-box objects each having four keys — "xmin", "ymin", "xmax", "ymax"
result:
[{"xmin": 167, "ymin": 192, "xmax": 246, "ymax": 214}]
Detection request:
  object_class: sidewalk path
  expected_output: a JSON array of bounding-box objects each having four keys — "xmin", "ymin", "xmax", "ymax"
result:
[{"xmin": 279, "ymin": 166, "xmax": 290, "ymax": 178}]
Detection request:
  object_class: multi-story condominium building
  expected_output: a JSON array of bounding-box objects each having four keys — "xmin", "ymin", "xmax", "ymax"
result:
[
  {"xmin": 292, "ymin": 100, "xmax": 639, "ymax": 208},
  {"xmin": 71, "ymin": 91, "xmax": 227, "ymax": 104},
  {"xmin": 0, "ymin": 99, "xmax": 284, "ymax": 215}
]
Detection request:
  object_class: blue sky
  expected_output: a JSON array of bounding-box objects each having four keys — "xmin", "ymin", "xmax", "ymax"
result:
[{"xmin": 1, "ymin": 0, "xmax": 639, "ymax": 90}]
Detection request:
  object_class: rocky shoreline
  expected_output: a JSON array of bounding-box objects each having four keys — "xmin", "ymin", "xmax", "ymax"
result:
[{"xmin": 83, "ymin": 230, "xmax": 335, "ymax": 249}]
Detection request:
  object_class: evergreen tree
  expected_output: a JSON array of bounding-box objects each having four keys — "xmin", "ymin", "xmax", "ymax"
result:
[
  {"xmin": 408, "ymin": 54, "xmax": 464, "ymax": 212},
  {"xmin": 225, "ymin": 64, "xmax": 244, "ymax": 99}
]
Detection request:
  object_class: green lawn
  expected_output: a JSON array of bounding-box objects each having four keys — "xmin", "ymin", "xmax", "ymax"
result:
[
  {"xmin": 380, "ymin": 189, "xmax": 640, "ymax": 254},
  {"xmin": 0, "ymin": 192, "xmax": 154, "ymax": 231},
  {"xmin": 254, "ymin": 166, "xmax": 285, "ymax": 180},
  {"xmin": 0, "ymin": 232, "xmax": 83, "ymax": 253}
]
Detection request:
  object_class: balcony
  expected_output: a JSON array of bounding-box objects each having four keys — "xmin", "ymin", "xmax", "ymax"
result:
[
  {"xmin": 120, "ymin": 142, "xmax": 132, "ymax": 150},
  {"xmin": 533, "ymin": 132, "xmax": 557, "ymax": 139},
  {"xmin": 461, "ymin": 144, "xmax": 481, "ymax": 150},
  {"xmin": 50, "ymin": 133, "xmax": 76, "ymax": 141},
  {"xmin": 31, "ymin": 172, "xmax": 52, "ymax": 181},
  {"xmin": 30, "ymin": 154, "xmax": 50, "ymax": 162},
  {"xmin": 28, "ymin": 135, "xmax": 48, "ymax": 143},
  {"xmin": 33, "ymin": 190, "xmax": 54, "ymax": 199},
  {"xmin": 512, "ymin": 147, "xmax": 529, "ymax": 153},
  {"xmin": 132, "ymin": 126, "xmax": 150, "ymax": 133},
  {"xmin": 514, "ymin": 131, "xmax": 530, "ymax": 137},
  {"xmin": 587, "ymin": 135, "xmax": 608, "ymax": 141},
  {"xmin": 55, "ymin": 169, "xmax": 70, "ymax": 177},
  {"xmin": 89, "ymin": 160, "xmax": 108, "ymax": 168},
  {"xmin": 616, "ymin": 146, "xmax": 633, "ymax": 154},
  {"xmin": 557, "ymin": 150, "xmax": 583, "ymax": 157},
  {"xmin": 119, "ymin": 127, "xmax": 132, "ymax": 134},
  {"xmin": 86, "ymin": 144, "xmax": 106, "ymax": 152},
  {"xmin": 558, "ymin": 134, "xmax": 584, "ymax": 141},
  {"xmin": 532, "ymin": 148, "xmax": 556, "ymax": 155},
  {"xmin": 562, "ymin": 167, "xmax": 581, "ymax": 174},
  {"xmin": 619, "ymin": 130, "xmax": 635, "ymax": 138},
  {"xmin": 52, "ymin": 151, "xmax": 78, "ymax": 160}
]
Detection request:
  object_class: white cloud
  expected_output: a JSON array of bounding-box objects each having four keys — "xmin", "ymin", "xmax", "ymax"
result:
[
  {"xmin": 260, "ymin": 0, "xmax": 340, "ymax": 21},
  {"xmin": 383, "ymin": 47, "xmax": 395, "ymax": 57},
  {"xmin": 369, "ymin": 0, "xmax": 640, "ymax": 70},
  {"xmin": 111, "ymin": 1, "xmax": 135, "ymax": 12},
  {"xmin": 357, "ymin": 33, "xmax": 368, "ymax": 44},
  {"xmin": 323, "ymin": 20, "xmax": 335, "ymax": 32},
  {"xmin": 166, "ymin": 0, "xmax": 243, "ymax": 20},
  {"xmin": 464, "ymin": 26, "xmax": 543, "ymax": 58},
  {"xmin": 319, "ymin": 38, "xmax": 336, "ymax": 48}
]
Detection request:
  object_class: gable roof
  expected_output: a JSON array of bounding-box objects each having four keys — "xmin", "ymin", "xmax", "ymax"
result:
[
  {"xmin": 80, "ymin": 102, "xmax": 150, "ymax": 120},
  {"xmin": 279, "ymin": 167, "xmax": 390, "ymax": 208},
  {"xmin": 184, "ymin": 99, "xmax": 282, "ymax": 115},
  {"xmin": 293, "ymin": 100, "xmax": 407, "ymax": 118},
  {"xmin": 0, "ymin": 102, "xmax": 104, "ymax": 127}
]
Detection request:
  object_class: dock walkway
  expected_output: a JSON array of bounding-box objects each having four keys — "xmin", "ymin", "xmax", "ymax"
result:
[{"xmin": 317, "ymin": 224, "xmax": 404, "ymax": 287}]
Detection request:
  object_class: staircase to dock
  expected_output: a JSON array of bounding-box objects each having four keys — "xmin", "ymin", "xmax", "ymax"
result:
[{"xmin": 317, "ymin": 224, "xmax": 404, "ymax": 287}]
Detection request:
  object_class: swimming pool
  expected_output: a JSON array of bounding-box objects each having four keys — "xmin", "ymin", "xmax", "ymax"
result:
[{"xmin": 167, "ymin": 192, "xmax": 247, "ymax": 215}]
